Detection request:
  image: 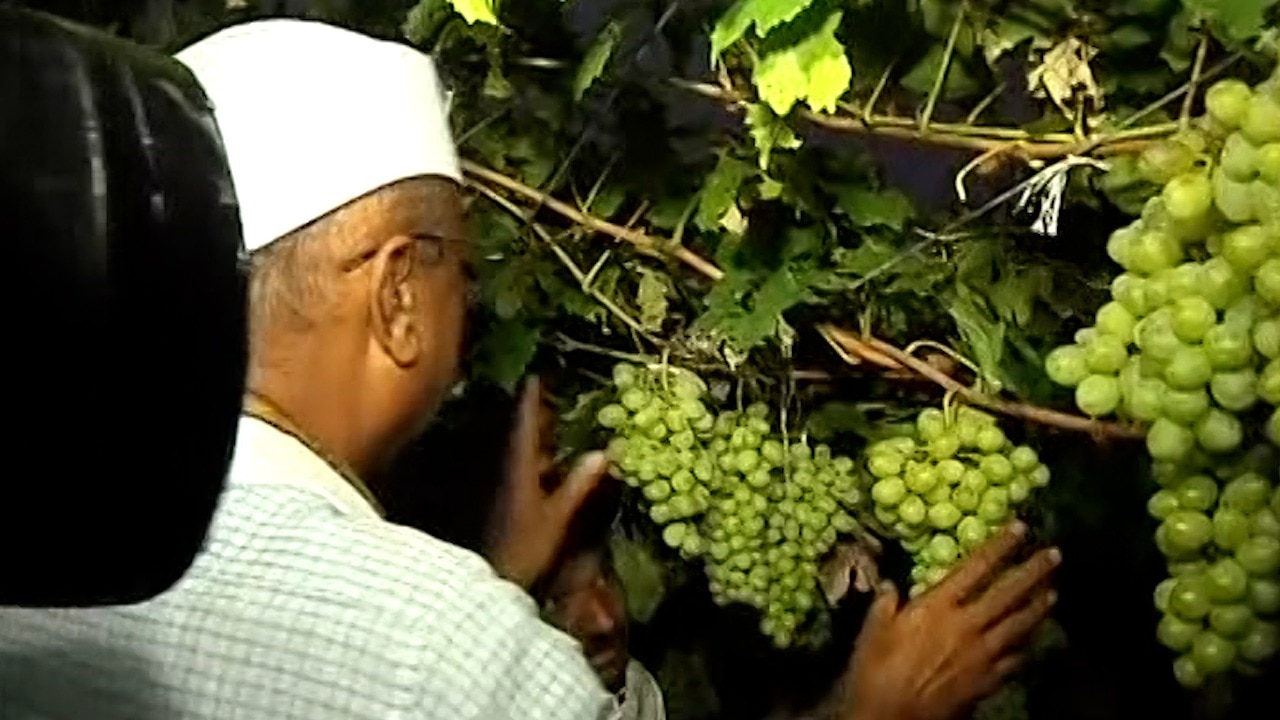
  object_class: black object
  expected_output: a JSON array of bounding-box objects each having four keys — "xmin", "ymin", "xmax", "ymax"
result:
[{"xmin": 0, "ymin": 6, "xmax": 246, "ymax": 606}]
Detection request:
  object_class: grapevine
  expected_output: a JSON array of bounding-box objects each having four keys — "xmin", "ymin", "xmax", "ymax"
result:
[
  {"xmin": 598, "ymin": 361, "xmax": 862, "ymax": 648},
  {"xmin": 1046, "ymin": 67, "xmax": 1280, "ymax": 686},
  {"xmin": 864, "ymin": 404, "xmax": 1051, "ymax": 597}
]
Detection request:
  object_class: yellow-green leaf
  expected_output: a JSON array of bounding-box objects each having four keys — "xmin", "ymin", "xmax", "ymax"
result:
[
  {"xmin": 710, "ymin": 0, "xmax": 817, "ymax": 57},
  {"xmin": 744, "ymin": 103, "xmax": 802, "ymax": 170},
  {"xmin": 753, "ymin": 11, "xmax": 852, "ymax": 115},
  {"xmin": 447, "ymin": 0, "xmax": 499, "ymax": 26},
  {"xmin": 573, "ymin": 21, "xmax": 621, "ymax": 100}
]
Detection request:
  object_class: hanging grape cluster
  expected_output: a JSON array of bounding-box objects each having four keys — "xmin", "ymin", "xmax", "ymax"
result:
[
  {"xmin": 863, "ymin": 405, "xmax": 1051, "ymax": 597},
  {"xmin": 1045, "ymin": 70, "xmax": 1280, "ymax": 686},
  {"xmin": 597, "ymin": 362, "xmax": 862, "ymax": 648}
]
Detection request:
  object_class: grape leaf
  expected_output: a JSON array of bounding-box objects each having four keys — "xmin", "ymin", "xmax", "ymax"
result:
[
  {"xmin": 754, "ymin": 10, "xmax": 852, "ymax": 115},
  {"xmin": 445, "ymin": 0, "xmax": 498, "ymax": 26},
  {"xmin": 636, "ymin": 270, "xmax": 670, "ymax": 332},
  {"xmin": 744, "ymin": 103, "xmax": 802, "ymax": 170},
  {"xmin": 833, "ymin": 186, "xmax": 915, "ymax": 230},
  {"xmin": 980, "ymin": 16, "xmax": 1050, "ymax": 67},
  {"xmin": 901, "ymin": 45, "xmax": 981, "ymax": 99},
  {"xmin": 403, "ymin": 0, "xmax": 450, "ymax": 43},
  {"xmin": 709, "ymin": 0, "xmax": 817, "ymax": 57},
  {"xmin": 696, "ymin": 155, "xmax": 753, "ymax": 232},
  {"xmin": 609, "ymin": 532, "xmax": 667, "ymax": 623},
  {"xmin": 947, "ymin": 284, "xmax": 1009, "ymax": 390},
  {"xmin": 574, "ymin": 20, "xmax": 621, "ymax": 100},
  {"xmin": 476, "ymin": 319, "xmax": 539, "ymax": 389},
  {"xmin": 1187, "ymin": 0, "xmax": 1279, "ymax": 43}
]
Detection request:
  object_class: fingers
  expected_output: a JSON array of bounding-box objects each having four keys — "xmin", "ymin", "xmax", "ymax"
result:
[
  {"xmin": 507, "ymin": 376, "xmax": 544, "ymax": 496},
  {"xmin": 974, "ymin": 547, "xmax": 1062, "ymax": 626},
  {"xmin": 856, "ymin": 581, "xmax": 899, "ymax": 644},
  {"xmin": 552, "ymin": 451, "xmax": 611, "ymax": 519},
  {"xmin": 984, "ymin": 588, "xmax": 1057, "ymax": 657},
  {"xmin": 936, "ymin": 521, "xmax": 1029, "ymax": 604}
]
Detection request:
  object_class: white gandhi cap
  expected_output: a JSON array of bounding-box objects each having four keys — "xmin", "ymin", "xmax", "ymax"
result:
[{"xmin": 176, "ymin": 19, "xmax": 460, "ymax": 253}]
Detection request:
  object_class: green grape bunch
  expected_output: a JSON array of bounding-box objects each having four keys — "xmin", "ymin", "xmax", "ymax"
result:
[
  {"xmin": 1044, "ymin": 66, "xmax": 1280, "ymax": 688},
  {"xmin": 596, "ymin": 362, "xmax": 863, "ymax": 648},
  {"xmin": 863, "ymin": 405, "xmax": 1051, "ymax": 598}
]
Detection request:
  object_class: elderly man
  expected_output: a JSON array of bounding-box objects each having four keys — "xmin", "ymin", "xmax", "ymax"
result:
[{"xmin": 0, "ymin": 18, "xmax": 1060, "ymax": 720}]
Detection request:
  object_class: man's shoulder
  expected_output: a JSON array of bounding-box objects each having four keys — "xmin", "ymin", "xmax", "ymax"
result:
[{"xmin": 207, "ymin": 481, "xmax": 533, "ymax": 623}]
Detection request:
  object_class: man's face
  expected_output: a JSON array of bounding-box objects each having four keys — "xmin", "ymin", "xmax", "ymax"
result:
[
  {"xmin": 371, "ymin": 177, "xmax": 471, "ymax": 442},
  {"xmin": 544, "ymin": 549, "xmax": 630, "ymax": 692}
]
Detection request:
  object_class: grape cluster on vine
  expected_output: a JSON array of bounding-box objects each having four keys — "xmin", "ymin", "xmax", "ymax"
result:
[
  {"xmin": 597, "ymin": 362, "xmax": 862, "ymax": 648},
  {"xmin": 864, "ymin": 405, "xmax": 1051, "ymax": 597},
  {"xmin": 1046, "ymin": 70, "xmax": 1280, "ymax": 686}
]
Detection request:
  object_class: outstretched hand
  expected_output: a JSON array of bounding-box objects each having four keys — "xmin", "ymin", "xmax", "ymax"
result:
[
  {"xmin": 838, "ymin": 521, "xmax": 1061, "ymax": 720},
  {"xmin": 486, "ymin": 376, "xmax": 611, "ymax": 590}
]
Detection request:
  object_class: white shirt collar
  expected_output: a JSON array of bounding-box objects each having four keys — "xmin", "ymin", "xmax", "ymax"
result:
[{"xmin": 227, "ymin": 415, "xmax": 381, "ymax": 521}]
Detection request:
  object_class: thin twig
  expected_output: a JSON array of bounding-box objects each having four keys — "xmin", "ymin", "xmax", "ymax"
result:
[
  {"xmin": 554, "ymin": 333, "xmax": 656, "ymax": 364},
  {"xmin": 922, "ymin": 3, "xmax": 968, "ymax": 131},
  {"xmin": 1180, "ymin": 34, "xmax": 1210, "ymax": 130},
  {"xmin": 468, "ymin": 179, "xmax": 656, "ymax": 339},
  {"xmin": 463, "ymin": 159, "xmax": 726, "ymax": 281}
]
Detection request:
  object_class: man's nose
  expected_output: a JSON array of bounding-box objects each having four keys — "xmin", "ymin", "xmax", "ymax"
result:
[{"xmin": 587, "ymin": 592, "xmax": 618, "ymax": 633}]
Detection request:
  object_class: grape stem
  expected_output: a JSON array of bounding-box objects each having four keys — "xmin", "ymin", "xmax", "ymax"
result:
[
  {"xmin": 671, "ymin": 79, "xmax": 1175, "ymax": 159},
  {"xmin": 821, "ymin": 325, "xmax": 1146, "ymax": 440},
  {"xmin": 464, "ymin": 161, "xmax": 1146, "ymax": 440}
]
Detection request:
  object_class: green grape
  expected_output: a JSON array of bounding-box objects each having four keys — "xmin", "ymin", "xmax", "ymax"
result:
[
  {"xmin": 1140, "ymin": 139, "xmax": 1198, "ymax": 183},
  {"xmin": 1247, "ymin": 577, "xmax": 1280, "ymax": 615},
  {"xmin": 1241, "ymin": 95, "xmax": 1280, "ymax": 145},
  {"xmin": 1209, "ymin": 369, "xmax": 1258, "ymax": 411},
  {"xmin": 1214, "ymin": 508, "xmax": 1251, "ymax": 550},
  {"xmin": 1192, "ymin": 631, "xmax": 1237, "ymax": 675},
  {"xmin": 1008, "ymin": 478, "xmax": 1031, "ymax": 504},
  {"xmin": 1164, "ymin": 346, "xmax": 1214, "ymax": 391},
  {"xmin": 927, "ymin": 502, "xmax": 962, "ymax": 530},
  {"xmin": 1259, "ymin": 315, "xmax": 1280, "ymax": 356},
  {"xmin": 959, "ymin": 468, "xmax": 988, "ymax": 494},
  {"xmin": 957, "ymin": 516, "xmax": 989, "ymax": 550},
  {"xmin": 663, "ymin": 522, "xmax": 690, "ymax": 548},
  {"xmin": 1262, "ymin": 360, "xmax": 1280, "ymax": 404},
  {"xmin": 1096, "ymin": 302, "xmax": 1137, "ymax": 343},
  {"xmin": 928, "ymin": 435, "xmax": 961, "ymax": 461},
  {"xmin": 1009, "ymin": 446, "xmax": 1039, "ymax": 473},
  {"xmin": 1125, "ymin": 378, "xmax": 1166, "ymax": 422},
  {"xmin": 1158, "ymin": 613, "xmax": 1201, "ymax": 652},
  {"xmin": 952, "ymin": 488, "xmax": 981, "ymax": 512},
  {"xmin": 937, "ymin": 459, "xmax": 966, "ymax": 484},
  {"xmin": 1163, "ymin": 172, "xmax": 1213, "ymax": 222},
  {"xmin": 1176, "ymin": 475, "xmax": 1218, "ymax": 513},
  {"xmin": 1220, "ymin": 473, "xmax": 1272, "ymax": 514},
  {"xmin": 1221, "ymin": 224, "xmax": 1272, "ymax": 272},
  {"xmin": 1155, "ymin": 577, "xmax": 1179, "ymax": 612},
  {"xmin": 1221, "ymin": 133, "xmax": 1260, "ymax": 181},
  {"xmin": 1205, "ymin": 79, "xmax": 1253, "ymax": 129},
  {"xmin": 1164, "ymin": 510, "xmax": 1214, "ymax": 554},
  {"xmin": 1258, "ymin": 142, "xmax": 1280, "ymax": 183},
  {"xmin": 1137, "ymin": 312, "xmax": 1181, "ymax": 361},
  {"xmin": 1194, "ymin": 410, "xmax": 1244, "ymax": 454},
  {"xmin": 975, "ymin": 426, "xmax": 1008, "ymax": 454},
  {"xmin": 1111, "ymin": 274, "xmax": 1151, "ymax": 315},
  {"xmin": 1170, "ymin": 297, "xmax": 1218, "ymax": 344},
  {"xmin": 1238, "ymin": 621, "xmax": 1279, "ymax": 664},
  {"xmin": 1252, "ymin": 508, "xmax": 1280, "ymax": 539},
  {"xmin": 1205, "ymin": 558, "xmax": 1249, "ymax": 603},
  {"xmin": 1209, "ymin": 605, "xmax": 1254, "ymax": 639},
  {"xmin": 980, "ymin": 455, "xmax": 1015, "ymax": 483},
  {"xmin": 1172, "ymin": 655, "xmax": 1205, "ymax": 689},
  {"xmin": 1214, "ymin": 168, "xmax": 1257, "ymax": 223},
  {"xmin": 1256, "ymin": 258, "xmax": 1280, "ymax": 306},
  {"xmin": 906, "ymin": 465, "xmax": 940, "ymax": 495},
  {"xmin": 1129, "ymin": 229, "xmax": 1184, "ymax": 275},
  {"xmin": 1201, "ymin": 259, "xmax": 1250, "ymax": 310},
  {"xmin": 1161, "ymin": 388, "xmax": 1210, "ymax": 425},
  {"xmin": 1204, "ymin": 324, "xmax": 1255, "ymax": 370},
  {"xmin": 872, "ymin": 477, "xmax": 908, "ymax": 507},
  {"xmin": 1170, "ymin": 575, "xmax": 1213, "ymax": 620},
  {"xmin": 899, "ymin": 495, "xmax": 928, "ymax": 526},
  {"xmin": 917, "ymin": 408, "xmax": 947, "ymax": 441},
  {"xmin": 1076, "ymin": 374, "xmax": 1121, "ymax": 416},
  {"xmin": 926, "ymin": 534, "xmax": 960, "ymax": 565},
  {"xmin": 1236, "ymin": 536, "xmax": 1280, "ymax": 576}
]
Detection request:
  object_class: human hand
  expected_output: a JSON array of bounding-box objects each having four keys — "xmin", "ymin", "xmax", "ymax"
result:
[
  {"xmin": 486, "ymin": 376, "xmax": 611, "ymax": 590},
  {"xmin": 838, "ymin": 522, "xmax": 1061, "ymax": 720}
]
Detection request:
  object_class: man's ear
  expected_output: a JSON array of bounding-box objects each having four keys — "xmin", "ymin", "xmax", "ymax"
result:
[{"xmin": 367, "ymin": 235, "xmax": 423, "ymax": 367}]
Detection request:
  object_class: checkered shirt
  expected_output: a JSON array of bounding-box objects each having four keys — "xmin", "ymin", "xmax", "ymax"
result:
[{"xmin": 0, "ymin": 416, "xmax": 616, "ymax": 720}]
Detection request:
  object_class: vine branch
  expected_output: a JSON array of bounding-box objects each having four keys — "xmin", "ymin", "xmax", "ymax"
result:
[{"xmin": 464, "ymin": 161, "xmax": 1143, "ymax": 440}]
